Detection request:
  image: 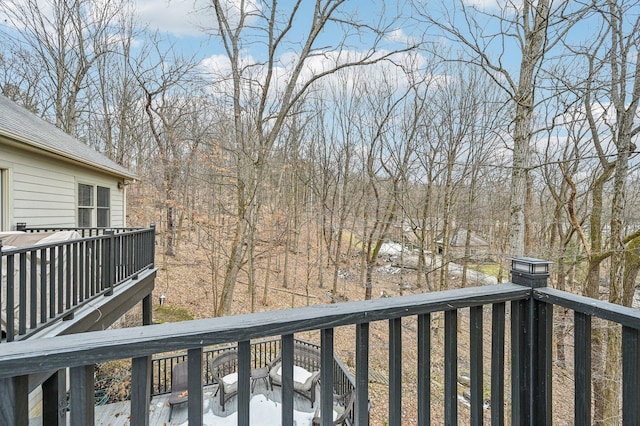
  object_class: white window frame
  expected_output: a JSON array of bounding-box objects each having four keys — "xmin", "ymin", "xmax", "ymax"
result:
[
  {"xmin": 77, "ymin": 183, "xmax": 111, "ymax": 227},
  {"xmin": 0, "ymin": 169, "xmax": 8, "ymax": 232}
]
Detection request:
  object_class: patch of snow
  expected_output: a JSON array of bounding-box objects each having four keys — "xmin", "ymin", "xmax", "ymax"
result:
[
  {"xmin": 376, "ymin": 264, "xmax": 401, "ymax": 275},
  {"xmin": 458, "ymin": 394, "xmax": 470, "ymax": 407},
  {"xmin": 378, "ymin": 242, "xmax": 403, "ymax": 256},
  {"xmin": 180, "ymin": 394, "xmax": 315, "ymax": 426}
]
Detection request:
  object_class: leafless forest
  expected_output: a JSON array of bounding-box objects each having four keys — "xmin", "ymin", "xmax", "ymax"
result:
[{"xmin": 2, "ymin": 0, "xmax": 640, "ymax": 423}]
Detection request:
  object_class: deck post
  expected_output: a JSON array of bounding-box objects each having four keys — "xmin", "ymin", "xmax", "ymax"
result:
[
  {"xmin": 131, "ymin": 356, "xmax": 152, "ymax": 426},
  {"xmin": 42, "ymin": 369, "xmax": 67, "ymax": 426},
  {"xmin": 142, "ymin": 294, "xmax": 152, "ymax": 325},
  {"xmin": 70, "ymin": 364, "xmax": 95, "ymax": 426},
  {"xmin": 280, "ymin": 334, "xmax": 295, "ymax": 426},
  {"xmin": 510, "ymin": 257, "xmax": 552, "ymax": 426},
  {"xmin": 238, "ymin": 340, "xmax": 251, "ymax": 426},
  {"xmin": 320, "ymin": 328, "xmax": 335, "ymax": 426},
  {"xmin": 187, "ymin": 348, "xmax": 203, "ymax": 425},
  {"xmin": 0, "ymin": 375, "xmax": 29, "ymax": 426}
]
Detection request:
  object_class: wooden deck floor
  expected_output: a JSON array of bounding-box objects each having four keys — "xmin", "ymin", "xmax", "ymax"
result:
[{"xmin": 30, "ymin": 381, "xmax": 317, "ymax": 425}]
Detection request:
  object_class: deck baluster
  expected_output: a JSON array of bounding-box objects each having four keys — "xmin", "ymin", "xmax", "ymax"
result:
[
  {"xmin": 39, "ymin": 247, "xmax": 47, "ymax": 323},
  {"xmin": 491, "ymin": 302, "xmax": 506, "ymax": 426},
  {"xmin": 470, "ymin": 305, "xmax": 483, "ymax": 426},
  {"xmin": 389, "ymin": 317, "xmax": 403, "ymax": 425},
  {"xmin": 417, "ymin": 314, "xmax": 430, "ymax": 426},
  {"xmin": 356, "ymin": 322, "xmax": 370, "ymax": 426},
  {"xmin": 29, "ymin": 249, "xmax": 37, "ymax": 329},
  {"xmin": 444, "ymin": 310, "xmax": 458, "ymax": 425},
  {"xmin": 574, "ymin": 311, "xmax": 591, "ymax": 424},
  {"xmin": 622, "ymin": 326, "xmax": 640, "ymax": 425},
  {"xmin": 19, "ymin": 252, "xmax": 26, "ymax": 334},
  {"xmin": 6, "ymin": 253, "xmax": 14, "ymax": 341}
]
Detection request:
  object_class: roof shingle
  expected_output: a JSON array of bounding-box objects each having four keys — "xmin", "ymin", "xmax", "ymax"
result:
[{"xmin": 0, "ymin": 94, "xmax": 136, "ymax": 179}]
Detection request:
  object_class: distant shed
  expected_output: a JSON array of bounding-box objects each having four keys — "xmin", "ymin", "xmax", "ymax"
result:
[{"xmin": 435, "ymin": 228, "xmax": 491, "ymax": 262}]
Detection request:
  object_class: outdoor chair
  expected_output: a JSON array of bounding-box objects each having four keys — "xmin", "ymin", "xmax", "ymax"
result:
[
  {"xmin": 167, "ymin": 361, "xmax": 189, "ymax": 421},
  {"xmin": 268, "ymin": 342, "xmax": 321, "ymax": 406},
  {"xmin": 209, "ymin": 349, "xmax": 239, "ymax": 411},
  {"xmin": 312, "ymin": 390, "xmax": 355, "ymax": 425}
]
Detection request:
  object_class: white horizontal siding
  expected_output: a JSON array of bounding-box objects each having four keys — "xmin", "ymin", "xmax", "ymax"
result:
[
  {"xmin": 111, "ymin": 190, "xmax": 124, "ymax": 226},
  {"xmin": 0, "ymin": 140, "xmax": 126, "ymax": 229}
]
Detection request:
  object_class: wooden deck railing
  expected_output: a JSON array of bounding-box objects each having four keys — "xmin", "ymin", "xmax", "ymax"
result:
[
  {"xmin": 15, "ymin": 223, "xmax": 145, "ymax": 237},
  {"xmin": 1, "ymin": 225, "xmax": 155, "ymax": 341},
  {"xmin": 149, "ymin": 337, "xmax": 355, "ymax": 423},
  {"xmin": 0, "ymin": 258, "xmax": 639, "ymax": 425},
  {"xmin": 150, "ymin": 338, "xmax": 354, "ymax": 398}
]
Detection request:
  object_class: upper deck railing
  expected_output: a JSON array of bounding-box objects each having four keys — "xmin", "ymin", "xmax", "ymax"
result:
[
  {"xmin": 1, "ymin": 225, "xmax": 155, "ymax": 341},
  {"xmin": 0, "ymin": 258, "xmax": 639, "ymax": 425}
]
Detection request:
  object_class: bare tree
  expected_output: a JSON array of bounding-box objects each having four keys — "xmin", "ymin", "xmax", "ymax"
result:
[
  {"xmin": 548, "ymin": 1, "xmax": 640, "ymax": 420},
  {"xmin": 0, "ymin": 0, "xmax": 131, "ymax": 135},
  {"xmin": 0, "ymin": 47, "xmax": 43, "ymax": 112},
  {"xmin": 307, "ymin": 70, "xmax": 368, "ymax": 298},
  {"xmin": 206, "ymin": 0, "xmax": 415, "ymax": 315},
  {"xmin": 87, "ymin": 8, "xmax": 143, "ymax": 166},
  {"xmin": 414, "ymin": 0, "xmax": 591, "ymax": 257},
  {"xmin": 457, "ymin": 69, "xmax": 506, "ymax": 287},
  {"xmin": 132, "ymin": 37, "xmax": 204, "ymax": 256},
  {"xmin": 350, "ymin": 66, "xmax": 417, "ymax": 300},
  {"xmin": 590, "ymin": 2, "xmax": 640, "ymax": 422}
]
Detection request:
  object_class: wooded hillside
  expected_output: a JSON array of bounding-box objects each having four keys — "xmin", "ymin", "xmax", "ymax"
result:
[{"xmin": 2, "ymin": 1, "xmax": 640, "ymax": 422}]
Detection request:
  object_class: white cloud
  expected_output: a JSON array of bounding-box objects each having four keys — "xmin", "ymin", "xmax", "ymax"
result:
[
  {"xmin": 461, "ymin": 0, "xmax": 522, "ymax": 12},
  {"xmin": 200, "ymin": 47, "xmax": 440, "ymax": 109},
  {"xmin": 132, "ymin": 0, "xmax": 214, "ymax": 36},
  {"xmin": 386, "ymin": 28, "xmax": 417, "ymax": 45},
  {"xmin": 462, "ymin": 0, "xmax": 499, "ymax": 7},
  {"xmin": 132, "ymin": 0, "xmax": 261, "ymax": 37}
]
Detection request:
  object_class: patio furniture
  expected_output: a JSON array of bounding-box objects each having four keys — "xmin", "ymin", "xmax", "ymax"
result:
[
  {"xmin": 312, "ymin": 390, "xmax": 354, "ymax": 425},
  {"xmin": 209, "ymin": 349, "xmax": 239, "ymax": 411},
  {"xmin": 167, "ymin": 362, "xmax": 189, "ymax": 421},
  {"xmin": 268, "ymin": 342, "xmax": 321, "ymax": 406},
  {"xmin": 251, "ymin": 367, "xmax": 270, "ymax": 393}
]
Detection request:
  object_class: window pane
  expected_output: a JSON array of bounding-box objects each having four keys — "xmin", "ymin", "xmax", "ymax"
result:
[
  {"xmin": 97, "ymin": 208, "xmax": 110, "ymax": 227},
  {"xmin": 78, "ymin": 208, "xmax": 92, "ymax": 227},
  {"xmin": 78, "ymin": 184, "xmax": 93, "ymax": 207},
  {"xmin": 97, "ymin": 186, "xmax": 110, "ymax": 208}
]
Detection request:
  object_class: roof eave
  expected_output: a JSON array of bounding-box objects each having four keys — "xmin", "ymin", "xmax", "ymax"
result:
[{"xmin": 0, "ymin": 130, "xmax": 137, "ymax": 181}]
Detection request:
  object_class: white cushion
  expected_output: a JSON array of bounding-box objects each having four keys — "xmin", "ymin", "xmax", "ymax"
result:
[
  {"xmin": 276, "ymin": 365, "xmax": 314, "ymax": 384},
  {"xmin": 222, "ymin": 372, "xmax": 238, "ymax": 385}
]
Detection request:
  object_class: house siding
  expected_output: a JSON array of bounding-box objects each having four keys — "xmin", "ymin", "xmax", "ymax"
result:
[{"xmin": 0, "ymin": 140, "xmax": 126, "ymax": 230}]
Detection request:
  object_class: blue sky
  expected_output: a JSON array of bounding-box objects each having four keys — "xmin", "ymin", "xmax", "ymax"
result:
[{"xmin": 130, "ymin": 0, "xmax": 418, "ymax": 61}]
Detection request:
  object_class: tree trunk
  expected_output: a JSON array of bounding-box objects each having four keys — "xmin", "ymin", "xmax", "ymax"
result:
[
  {"xmin": 365, "ymin": 260, "xmax": 374, "ymax": 301},
  {"xmin": 216, "ymin": 220, "xmax": 248, "ymax": 316},
  {"xmin": 508, "ymin": 0, "xmax": 550, "ymax": 257}
]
